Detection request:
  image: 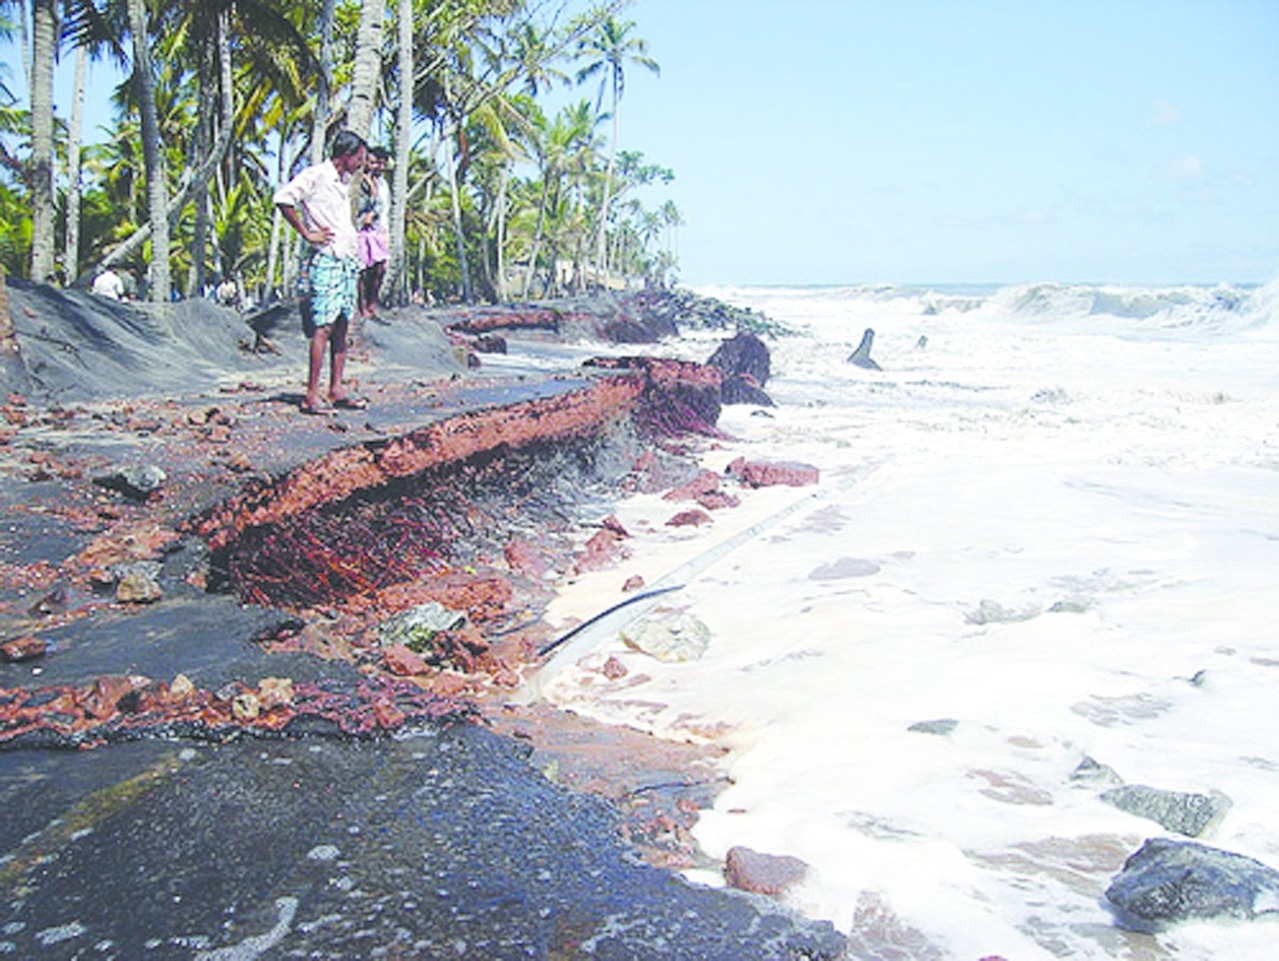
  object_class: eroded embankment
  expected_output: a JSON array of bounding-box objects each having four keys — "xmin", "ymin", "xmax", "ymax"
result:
[{"xmin": 188, "ymin": 359, "xmax": 725, "ymax": 676}]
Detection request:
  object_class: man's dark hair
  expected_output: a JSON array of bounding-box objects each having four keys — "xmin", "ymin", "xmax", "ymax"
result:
[
  {"xmin": 370, "ymin": 145, "xmax": 390, "ymax": 162},
  {"xmin": 330, "ymin": 130, "xmax": 367, "ymax": 159}
]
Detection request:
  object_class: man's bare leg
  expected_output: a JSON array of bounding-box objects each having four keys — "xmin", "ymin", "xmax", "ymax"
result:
[{"xmin": 306, "ymin": 325, "xmax": 332, "ymax": 411}]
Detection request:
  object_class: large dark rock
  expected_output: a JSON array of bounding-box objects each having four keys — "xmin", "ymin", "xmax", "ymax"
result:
[
  {"xmin": 707, "ymin": 331, "xmax": 775, "ymax": 406},
  {"xmin": 1105, "ymin": 838, "xmax": 1279, "ymax": 932},
  {"xmin": 707, "ymin": 332, "xmax": 771, "ymax": 387}
]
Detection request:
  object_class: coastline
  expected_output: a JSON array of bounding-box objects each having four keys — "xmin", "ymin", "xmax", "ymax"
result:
[{"xmin": 0, "ymin": 278, "xmax": 844, "ymax": 958}]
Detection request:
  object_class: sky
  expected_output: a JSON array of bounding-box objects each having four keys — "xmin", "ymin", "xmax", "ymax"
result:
[
  {"xmin": 613, "ymin": 0, "xmax": 1279, "ymax": 286},
  {"xmin": 3, "ymin": 0, "xmax": 1277, "ymax": 287}
]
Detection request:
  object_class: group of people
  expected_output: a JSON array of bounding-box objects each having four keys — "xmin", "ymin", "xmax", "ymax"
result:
[{"xmin": 273, "ymin": 131, "xmax": 391, "ymax": 416}]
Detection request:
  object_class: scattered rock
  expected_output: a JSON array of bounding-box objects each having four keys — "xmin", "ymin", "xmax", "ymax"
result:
[
  {"xmin": 1, "ymin": 635, "xmax": 47, "ymax": 662},
  {"xmin": 663, "ymin": 470, "xmax": 723, "ymax": 502},
  {"xmin": 600, "ymin": 514, "xmax": 630, "ymax": 538},
  {"xmin": 94, "ymin": 463, "xmax": 167, "ymax": 500},
  {"xmin": 114, "ymin": 561, "xmax": 163, "ymax": 604},
  {"xmin": 726, "ymin": 457, "xmax": 819, "ymax": 488},
  {"xmin": 382, "ymin": 643, "xmax": 431, "ymax": 677},
  {"xmin": 1105, "ymin": 837, "xmax": 1279, "ymax": 932},
  {"xmin": 1070, "ymin": 755, "xmax": 1123, "ymax": 787},
  {"xmin": 170, "ymin": 673, "xmax": 197, "ymax": 701},
  {"xmin": 621, "ymin": 574, "xmax": 645, "ymax": 592},
  {"xmin": 1100, "ymin": 784, "xmax": 1229, "ymax": 837},
  {"xmin": 602, "ymin": 656, "xmax": 628, "ymax": 680},
  {"xmin": 257, "ymin": 677, "xmax": 295, "ymax": 710},
  {"xmin": 621, "ymin": 612, "xmax": 711, "ymax": 663},
  {"xmin": 574, "ymin": 528, "xmax": 627, "ymax": 573},
  {"xmin": 908, "ymin": 718, "xmax": 958, "ymax": 736},
  {"xmin": 379, "ymin": 602, "xmax": 467, "ymax": 652},
  {"xmin": 27, "ymin": 584, "xmax": 67, "ymax": 616},
  {"xmin": 666, "ymin": 509, "xmax": 712, "ymax": 527},
  {"xmin": 725, "ymin": 846, "xmax": 809, "ymax": 897},
  {"xmin": 504, "ymin": 539, "xmax": 550, "ymax": 580},
  {"xmin": 232, "ymin": 691, "xmax": 261, "ymax": 722}
]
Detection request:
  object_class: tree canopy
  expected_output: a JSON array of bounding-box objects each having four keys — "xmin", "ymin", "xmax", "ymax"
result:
[{"xmin": 0, "ymin": 0, "xmax": 682, "ymax": 304}]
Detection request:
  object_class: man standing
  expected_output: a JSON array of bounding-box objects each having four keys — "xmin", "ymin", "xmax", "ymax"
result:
[
  {"xmin": 274, "ymin": 129, "xmax": 369, "ymax": 414},
  {"xmin": 357, "ymin": 146, "xmax": 391, "ymax": 319}
]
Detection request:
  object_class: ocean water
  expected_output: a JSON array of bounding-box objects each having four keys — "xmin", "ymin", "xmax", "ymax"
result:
[{"xmin": 527, "ymin": 281, "xmax": 1279, "ymax": 959}]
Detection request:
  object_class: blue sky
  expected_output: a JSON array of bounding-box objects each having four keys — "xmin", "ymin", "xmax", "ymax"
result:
[
  {"xmin": 615, "ymin": 0, "xmax": 1279, "ymax": 285},
  {"xmin": 4, "ymin": 0, "xmax": 1276, "ymax": 287}
]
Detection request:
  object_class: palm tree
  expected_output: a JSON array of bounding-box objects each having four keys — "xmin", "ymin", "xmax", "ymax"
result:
[
  {"xmin": 520, "ymin": 98, "xmax": 598, "ymax": 299},
  {"xmin": 574, "ymin": 15, "xmax": 657, "ymax": 290}
]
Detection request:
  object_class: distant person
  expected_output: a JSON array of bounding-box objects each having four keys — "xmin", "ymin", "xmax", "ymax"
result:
[
  {"xmin": 357, "ymin": 145, "xmax": 391, "ymax": 320},
  {"xmin": 91, "ymin": 267, "xmax": 125, "ymax": 300},
  {"xmin": 273, "ymin": 129, "xmax": 369, "ymax": 415},
  {"xmin": 216, "ymin": 276, "xmax": 239, "ymax": 309}
]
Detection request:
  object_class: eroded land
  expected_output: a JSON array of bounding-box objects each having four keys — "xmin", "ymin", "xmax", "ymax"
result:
[{"xmin": 0, "ymin": 277, "xmax": 845, "ymax": 960}]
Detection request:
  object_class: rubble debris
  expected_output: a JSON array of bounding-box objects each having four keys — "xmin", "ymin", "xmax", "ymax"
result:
[{"xmin": 0, "ymin": 673, "xmax": 473, "ymax": 750}]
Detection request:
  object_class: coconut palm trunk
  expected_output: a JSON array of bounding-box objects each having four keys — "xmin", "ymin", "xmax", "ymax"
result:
[
  {"xmin": 63, "ymin": 44, "xmax": 88, "ymax": 285},
  {"xmin": 127, "ymin": 0, "xmax": 171, "ymax": 302},
  {"xmin": 346, "ymin": 0, "xmax": 385, "ymax": 140},
  {"xmin": 310, "ymin": 0, "xmax": 338, "ymax": 164},
  {"xmin": 387, "ymin": 0, "xmax": 412, "ymax": 306},
  {"xmin": 28, "ymin": 0, "xmax": 57, "ymax": 283}
]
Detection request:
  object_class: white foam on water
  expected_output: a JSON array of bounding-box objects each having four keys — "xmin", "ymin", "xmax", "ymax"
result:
[{"xmin": 532, "ymin": 281, "xmax": 1279, "ymax": 959}]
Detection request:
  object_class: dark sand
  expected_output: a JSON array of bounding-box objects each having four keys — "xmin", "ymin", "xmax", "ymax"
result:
[{"xmin": 0, "ymin": 279, "xmax": 846, "ymax": 959}]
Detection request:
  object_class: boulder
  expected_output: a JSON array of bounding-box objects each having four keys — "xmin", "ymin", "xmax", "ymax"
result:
[
  {"xmin": 94, "ymin": 463, "xmax": 167, "ymax": 500},
  {"xmin": 621, "ymin": 612, "xmax": 710, "ymax": 663},
  {"xmin": 379, "ymin": 602, "xmax": 467, "ymax": 652},
  {"xmin": 725, "ymin": 846, "xmax": 809, "ymax": 897},
  {"xmin": 708, "ymin": 331, "xmax": 771, "ymax": 381},
  {"xmin": 726, "ymin": 457, "xmax": 819, "ymax": 488},
  {"xmin": 1100, "ymin": 784, "xmax": 1228, "ymax": 837},
  {"xmin": 1105, "ymin": 838, "xmax": 1279, "ymax": 932},
  {"xmin": 720, "ymin": 372, "xmax": 775, "ymax": 406}
]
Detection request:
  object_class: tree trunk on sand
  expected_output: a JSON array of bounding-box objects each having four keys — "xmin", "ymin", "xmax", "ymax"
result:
[
  {"xmin": 128, "ymin": 0, "xmax": 171, "ymax": 303},
  {"xmin": 63, "ymin": 44, "xmax": 88, "ymax": 286},
  {"xmin": 346, "ymin": 0, "xmax": 385, "ymax": 140},
  {"xmin": 29, "ymin": 0, "xmax": 57, "ymax": 284}
]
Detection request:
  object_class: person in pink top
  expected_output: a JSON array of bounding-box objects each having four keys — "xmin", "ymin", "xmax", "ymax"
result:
[
  {"xmin": 357, "ymin": 146, "xmax": 391, "ymax": 319},
  {"xmin": 274, "ymin": 130, "xmax": 369, "ymax": 415}
]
